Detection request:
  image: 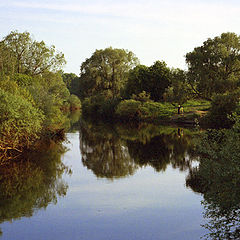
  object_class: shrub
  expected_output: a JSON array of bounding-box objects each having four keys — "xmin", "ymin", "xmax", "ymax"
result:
[
  {"xmin": 116, "ymin": 99, "xmax": 174, "ymax": 121},
  {"xmin": 0, "ymin": 88, "xmax": 44, "ymax": 149},
  {"xmin": 204, "ymin": 92, "xmax": 240, "ymax": 128},
  {"xmin": 82, "ymin": 93, "xmax": 120, "ymax": 119}
]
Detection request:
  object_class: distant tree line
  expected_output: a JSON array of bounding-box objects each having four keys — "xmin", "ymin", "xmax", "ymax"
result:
[{"xmin": 67, "ymin": 32, "xmax": 240, "ymax": 127}]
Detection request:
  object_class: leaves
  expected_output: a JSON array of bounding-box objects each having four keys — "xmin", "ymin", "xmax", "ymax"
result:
[
  {"xmin": 0, "ymin": 30, "xmax": 66, "ymax": 76},
  {"xmin": 79, "ymin": 47, "xmax": 139, "ymax": 99},
  {"xmin": 186, "ymin": 32, "xmax": 240, "ymax": 100}
]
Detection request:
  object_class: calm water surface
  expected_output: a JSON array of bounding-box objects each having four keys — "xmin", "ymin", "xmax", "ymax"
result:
[{"xmin": 0, "ymin": 120, "xmax": 208, "ymax": 240}]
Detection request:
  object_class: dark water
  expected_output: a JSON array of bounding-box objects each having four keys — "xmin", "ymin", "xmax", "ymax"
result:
[{"xmin": 0, "ymin": 119, "xmax": 209, "ymax": 239}]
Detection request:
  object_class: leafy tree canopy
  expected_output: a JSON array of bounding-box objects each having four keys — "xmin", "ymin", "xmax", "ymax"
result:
[
  {"xmin": 164, "ymin": 68, "xmax": 193, "ymax": 106},
  {"xmin": 0, "ymin": 30, "xmax": 66, "ymax": 76},
  {"xmin": 186, "ymin": 32, "xmax": 240, "ymax": 100},
  {"xmin": 62, "ymin": 72, "xmax": 80, "ymax": 97},
  {"xmin": 124, "ymin": 61, "xmax": 171, "ymax": 101},
  {"xmin": 79, "ymin": 47, "xmax": 139, "ymax": 99}
]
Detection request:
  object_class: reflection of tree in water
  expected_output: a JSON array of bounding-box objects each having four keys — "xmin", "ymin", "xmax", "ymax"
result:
[
  {"xmin": 126, "ymin": 128, "xmax": 197, "ymax": 172},
  {"xmin": 127, "ymin": 135, "xmax": 171, "ymax": 172},
  {"xmin": 79, "ymin": 121, "xmax": 138, "ymax": 179},
  {"xmin": 0, "ymin": 142, "xmax": 71, "ymax": 236},
  {"xmin": 80, "ymin": 120, "xmax": 198, "ymax": 178},
  {"xmin": 186, "ymin": 129, "xmax": 240, "ymax": 239}
]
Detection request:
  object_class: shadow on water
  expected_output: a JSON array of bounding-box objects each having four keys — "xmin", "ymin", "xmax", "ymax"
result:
[{"xmin": 0, "ymin": 141, "xmax": 71, "ymax": 237}]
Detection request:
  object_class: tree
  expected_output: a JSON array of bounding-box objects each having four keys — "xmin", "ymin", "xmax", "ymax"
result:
[
  {"xmin": 62, "ymin": 73, "xmax": 80, "ymax": 96},
  {"xmin": 0, "ymin": 30, "xmax": 66, "ymax": 76},
  {"xmin": 124, "ymin": 61, "xmax": 172, "ymax": 101},
  {"xmin": 0, "ymin": 31, "xmax": 71, "ymax": 160},
  {"xmin": 124, "ymin": 64, "xmax": 148, "ymax": 98},
  {"xmin": 164, "ymin": 68, "xmax": 192, "ymax": 109},
  {"xmin": 79, "ymin": 47, "xmax": 139, "ymax": 99},
  {"xmin": 204, "ymin": 91, "xmax": 240, "ymax": 128},
  {"xmin": 186, "ymin": 32, "xmax": 240, "ymax": 100}
]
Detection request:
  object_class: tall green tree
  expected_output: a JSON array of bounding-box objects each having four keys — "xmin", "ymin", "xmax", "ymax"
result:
[
  {"xmin": 62, "ymin": 72, "xmax": 80, "ymax": 97},
  {"xmin": 0, "ymin": 30, "xmax": 66, "ymax": 76},
  {"xmin": 124, "ymin": 61, "xmax": 172, "ymax": 101},
  {"xmin": 0, "ymin": 30, "xmax": 70, "ymax": 159},
  {"xmin": 79, "ymin": 47, "xmax": 139, "ymax": 99},
  {"xmin": 186, "ymin": 32, "xmax": 240, "ymax": 100},
  {"xmin": 124, "ymin": 65, "xmax": 149, "ymax": 98},
  {"xmin": 164, "ymin": 68, "xmax": 192, "ymax": 107}
]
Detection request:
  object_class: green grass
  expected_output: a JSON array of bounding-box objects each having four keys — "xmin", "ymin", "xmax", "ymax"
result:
[
  {"xmin": 183, "ymin": 99, "xmax": 211, "ymax": 112},
  {"xmin": 116, "ymin": 99, "xmax": 211, "ymax": 124}
]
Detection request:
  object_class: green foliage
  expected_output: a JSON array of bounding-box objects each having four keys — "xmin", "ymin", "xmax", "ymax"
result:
[
  {"xmin": 62, "ymin": 73, "xmax": 80, "ymax": 97},
  {"xmin": 0, "ymin": 30, "xmax": 71, "ymax": 160},
  {"xmin": 82, "ymin": 91, "xmax": 120, "ymax": 119},
  {"xmin": 186, "ymin": 32, "xmax": 240, "ymax": 100},
  {"xmin": 116, "ymin": 99, "xmax": 175, "ymax": 121},
  {"xmin": 124, "ymin": 61, "xmax": 171, "ymax": 101},
  {"xmin": 164, "ymin": 68, "xmax": 192, "ymax": 106},
  {"xmin": 0, "ymin": 30, "xmax": 66, "ymax": 76},
  {"xmin": 68, "ymin": 94, "xmax": 81, "ymax": 110},
  {"xmin": 115, "ymin": 99, "xmax": 142, "ymax": 120},
  {"xmin": 124, "ymin": 65, "xmax": 148, "ymax": 98},
  {"xmin": 204, "ymin": 91, "xmax": 240, "ymax": 128},
  {"xmin": 79, "ymin": 47, "xmax": 139, "ymax": 100},
  {"xmin": 131, "ymin": 91, "xmax": 152, "ymax": 102},
  {"xmin": 12, "ymin": 73, "xmax": 33, "ymax": 87},
  {"xmin": 0, "ymin": 88, "xmax": 44, "ymax": 149},
  {"xmin": 26, "ymin": 72, "xmax": 70, "ymax": 130}
]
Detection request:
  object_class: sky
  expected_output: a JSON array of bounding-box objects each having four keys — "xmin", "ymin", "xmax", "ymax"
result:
[{"xmin": 1, "ymin": 0, "xmax": 240, "ymax": 74}]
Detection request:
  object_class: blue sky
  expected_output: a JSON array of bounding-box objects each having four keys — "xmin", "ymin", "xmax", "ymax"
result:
[{"xmin": 1, "ymin": 0, "xmax": 240, "ymax": 74}]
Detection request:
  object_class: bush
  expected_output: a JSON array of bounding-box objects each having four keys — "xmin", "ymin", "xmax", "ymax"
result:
[
  {"xmin": 115, "ymin": 99, "xmax": 142, "ymax": 120},
  {"xmin": 82, "ymin": 93, "xmax": 120, "ymax": 119},
  {"xmin": 116, "ymin": 99, "xmax": 175, "ymax": 121},
  {"xmin": 0, "ymin": 88, "xmax": 44, "ymax": 149},
  {"xmin": 204, "ymin": 92, "xmax": 240, "ymax": 128}
]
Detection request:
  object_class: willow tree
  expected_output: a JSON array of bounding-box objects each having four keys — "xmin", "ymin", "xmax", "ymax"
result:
[{"xmin": 79, "ymin": 47, "xmax": 139, "ymax": 100}]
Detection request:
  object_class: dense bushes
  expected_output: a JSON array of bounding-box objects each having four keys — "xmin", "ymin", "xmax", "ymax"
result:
[
  {"xmin": 0, "ymin": 31, "xmax": 81, "ymax": 160},
  {"xmin": 82, "ymin": 93, "xmax": 119, "ymax": 119},
  {"xmin": 203, "ymin": 92, "xmax": 240, "ymax": 128},
  {"xmin": 0, "ymin": 88, "xmax": 44, "ymax": 150},
  {"xmin": 116, "ymin": 99, "xmax": 175, "ymax": 121}
]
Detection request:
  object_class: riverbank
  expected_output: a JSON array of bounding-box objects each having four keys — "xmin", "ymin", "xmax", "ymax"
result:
[{"xmin": 82, "ymin": 98, "xmax": 210, "ymax": 127}]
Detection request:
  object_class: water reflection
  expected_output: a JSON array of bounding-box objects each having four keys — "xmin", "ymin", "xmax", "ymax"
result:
[
  {"xmin": 186, "ymin": 129, "xmax": 240, "ymax": 239},
  {"xmin": 80, "ymin": 121, "xmax": 138, "ymax": 179},
  {"xmin": 79, "ymin": 119, "xmax": 199, "ymax": 178},
  {"xmin": 0, "ymin": 141, "xmax": 71, "ymax": 236}
]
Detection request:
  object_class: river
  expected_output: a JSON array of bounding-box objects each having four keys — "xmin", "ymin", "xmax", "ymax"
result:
[{"xmin": 0, "ymin": 119, "xmax": 209, "ymax": 240}]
